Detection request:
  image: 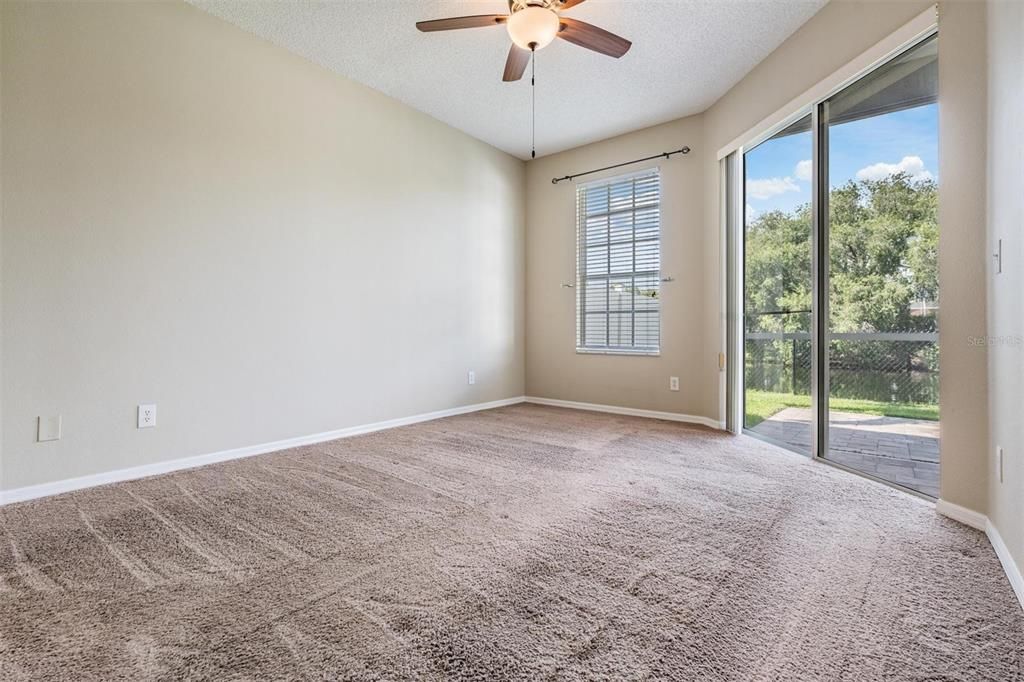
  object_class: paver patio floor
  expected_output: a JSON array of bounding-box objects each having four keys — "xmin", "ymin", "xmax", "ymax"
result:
[{"xmin": 750, "ymin": 407, "xmax": 939, "ymax": 498}]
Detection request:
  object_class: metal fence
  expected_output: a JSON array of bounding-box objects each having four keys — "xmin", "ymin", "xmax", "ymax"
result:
[{"xmin": 745, "ymin": 331, "xmax": 939, "ymax": 405}]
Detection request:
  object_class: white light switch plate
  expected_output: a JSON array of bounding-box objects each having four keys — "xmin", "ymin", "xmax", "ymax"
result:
[
  {"xmin": 37, "ymin": 415, "xmax": 62, "ymax": 442},
  {"xmin": 138, "ymin": 404, "xmax": 157, "ymax": 428}
]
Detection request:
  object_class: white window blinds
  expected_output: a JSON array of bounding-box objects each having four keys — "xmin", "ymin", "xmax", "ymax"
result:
[{"xmin": 576, "ymin": 169, "xmax": 661, "ymax": 353}]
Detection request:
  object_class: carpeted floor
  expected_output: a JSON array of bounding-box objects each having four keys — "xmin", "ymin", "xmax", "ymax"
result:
[{"xmin": 1, "ymin": 404, "xmax": 1021, "ymax": 680}]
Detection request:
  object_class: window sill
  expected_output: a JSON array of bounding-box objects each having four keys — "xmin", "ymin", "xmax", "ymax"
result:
[{"xmin": 576, "ymin": 348, "xmax": 661, "ymax": 357}]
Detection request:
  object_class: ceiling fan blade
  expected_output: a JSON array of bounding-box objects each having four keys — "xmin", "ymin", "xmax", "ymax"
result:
[
  {"xmin": 503, "ymin": 45, "xmax": 531, "ymax": 82},
  {"xmin": 557, "ymin": 18, "xmax": 632, "ymax": 58},
  {"xmin": 416, "ymin": 15, "xmax": 507, "ymax": 32},
  {"xmin": 559, "ymin": 0, "xmax": 589, "ymax": 9}
]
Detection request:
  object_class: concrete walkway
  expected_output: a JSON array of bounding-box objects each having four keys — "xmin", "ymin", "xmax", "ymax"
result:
[{"xmin": 750, "ymin": 407, "xmax": 939, "ymax": 498}]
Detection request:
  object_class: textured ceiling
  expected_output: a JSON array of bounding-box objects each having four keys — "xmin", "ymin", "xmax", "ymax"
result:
[{"xmin": 189, "ymin": 0, "xmax": 828, "ymax": 160}]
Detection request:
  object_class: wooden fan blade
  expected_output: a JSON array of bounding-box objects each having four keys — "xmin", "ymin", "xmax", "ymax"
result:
[
  {"xmin": 557, "ymin": 18, "xmax": 631, "ymax": 58},
  {"xmin": 416, "ymin": 15, "xmax": 507, "ymax": 32},
  {"xmin": 503, "ymin": 44, "xmax": 531, "ymax": 82},
  {"xmin": 559, "ymin": 0, "xmax": 589, "ymax": 9}
]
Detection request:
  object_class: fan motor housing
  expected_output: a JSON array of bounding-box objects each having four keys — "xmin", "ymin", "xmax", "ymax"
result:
[{"xmin": 510, "ymin": 1, "xmax": 562, "ymax": 13}]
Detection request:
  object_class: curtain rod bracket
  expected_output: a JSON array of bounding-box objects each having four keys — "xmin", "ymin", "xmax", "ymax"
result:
[{"xmin": 551, "ymin": 146, "xmax": 690, "ymax": 184}]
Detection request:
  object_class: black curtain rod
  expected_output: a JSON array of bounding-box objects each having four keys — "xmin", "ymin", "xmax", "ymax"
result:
[{"xmin": 551, "ymin": 146, "xmax": 691, "ymax": 185}]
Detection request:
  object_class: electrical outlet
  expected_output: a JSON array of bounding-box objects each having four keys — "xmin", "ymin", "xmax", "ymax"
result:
[
  {"xmin": 467, "ymin": 370, "xmax": 476, "ymax": 386},
  {"xmin": 997, "ymin": 446, "xmax": 1004, "ymax": 483},
  {"xmin": 37, "ymin": 415, "xmax": 62, "ymax": 442},
  {"xmin": 669, "ymin": 376, "xmax": 680, "ymax": 392},
  {"xmin": 138, "ymin": 404, "xmax": 157, "ymax": 429}
]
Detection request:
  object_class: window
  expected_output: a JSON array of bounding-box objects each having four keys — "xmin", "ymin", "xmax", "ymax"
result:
[{"xmin": 576, "ymin": 169, "xmax": 661, "ymax": 354}]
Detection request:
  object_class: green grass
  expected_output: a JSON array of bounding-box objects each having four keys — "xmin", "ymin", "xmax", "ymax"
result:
[{"xmin": 745, "ymin": 390, "xmax": 939, "ymax": 427}]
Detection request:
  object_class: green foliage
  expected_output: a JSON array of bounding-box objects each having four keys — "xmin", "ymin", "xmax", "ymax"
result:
[
  {"xmin": 827, "ymin": 173, "xmax": 938, "ymax": 334},
  {"xmin": 745, "ymin": 173, "xmax": 939, "ymax": 405},
  {"xmin": 744, "ymin": 204, "xmax": 813, "ymax": 335}
]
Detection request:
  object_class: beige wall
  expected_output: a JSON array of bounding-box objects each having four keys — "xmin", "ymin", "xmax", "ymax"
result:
[
  {"xmin": 0, "ymin": 0, "xmax": 998, "ymax": 527},
  {"xmin": 525, "ymin": 116, "xmax": 708, "ymax": 418},
  {"xmin": 525, "ymin": 1, "xmax": 992, "ymax": 515},
  {"xmin": 702, "ymin": 0, "xmax": 991, "ymax": 514},
  {"xmin": 934, "ymin": 0, "xmax": 989, "ymax": 512},
  {"xmin": 985, "ymin": 0, "xmax": 1024, "ymax": 581},
  {"xmin": 0, "ymin": 4, "xmax": 5, "ymax": 482},
  {"xmin": 700, "ymin": 0, "xmax": 937, "ymax": 427},
  {"xmin": 0, "ymin": 1, "xmax": 526, "ymax": 492},
  {"xmin": 526, "ymin": 1, "xmax": 936, "ymax": 423},
  {"xmin": 705, "ymin": 0, "xmax": 990, "ymax": 513}
]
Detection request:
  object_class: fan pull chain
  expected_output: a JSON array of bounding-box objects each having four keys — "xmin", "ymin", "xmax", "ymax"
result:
[{"xmin": 531, "ymin": 45, "xmax": 536, "ymax": 159}]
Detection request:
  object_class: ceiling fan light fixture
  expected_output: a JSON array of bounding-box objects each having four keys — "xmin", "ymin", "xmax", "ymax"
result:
[{"xmin": 506, "ymin": 6, "xmax": 559, "ymax": 51}]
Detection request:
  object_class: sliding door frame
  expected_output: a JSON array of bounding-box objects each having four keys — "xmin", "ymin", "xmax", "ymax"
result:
[
  {"xmin": 728, "ymin": 105, "xmax": 812, "ymax": 445},
  {"xmin": 727, "ymin": 21, "xmax": 939, "ymax": 499},
  {"xmin": 724, "ymin": 152, "xmax": 743, "ymax": 434},
  {"xmin": 811, "ymin": 102, "xmax": 829, "ymax": 461}
]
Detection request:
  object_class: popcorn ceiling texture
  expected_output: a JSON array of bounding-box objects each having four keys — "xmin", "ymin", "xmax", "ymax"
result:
[
  {"xmin": 1, "ymin": 404, "xmax": 1021, "ymax": 680},
  {"xmin": 188, "ymin": 0, "xmax": 828, "ymax": 159}
]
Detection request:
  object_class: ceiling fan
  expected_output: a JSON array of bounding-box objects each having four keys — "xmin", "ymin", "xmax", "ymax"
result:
[{"xmin": 416, "ymin": 0, "xmax": 632, "ymax": 83}]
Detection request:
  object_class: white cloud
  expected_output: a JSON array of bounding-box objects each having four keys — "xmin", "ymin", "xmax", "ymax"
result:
[
  {"xmin": 855, "ymin": 155, "xmax": 934, "ymax": 182},
  {"xmin": 746, "ymin": 204, "xmax": 759, "ymax": 223},
  {"xmin": 794, "ymin": 159, "xmax": 813, "ymax": 181},
  {"xmin": 747, "ymin": 176, "xmax": 800, "ymax": 200}
]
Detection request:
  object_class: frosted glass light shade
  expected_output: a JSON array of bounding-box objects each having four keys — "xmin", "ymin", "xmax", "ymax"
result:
[{"xmin": 506, "ymin": 6, "xmax": 559, "ymax": 51}]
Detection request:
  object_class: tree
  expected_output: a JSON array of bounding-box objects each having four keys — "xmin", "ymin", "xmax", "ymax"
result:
[{"xmin": 745, "ymin": 172, "xmax": 938, "ymax": 403}]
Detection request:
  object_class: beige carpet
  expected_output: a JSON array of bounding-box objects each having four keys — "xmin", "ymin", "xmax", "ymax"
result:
[{"xmin": 1, "ymin": 404, "xmax": 1021, "ymax": 680}]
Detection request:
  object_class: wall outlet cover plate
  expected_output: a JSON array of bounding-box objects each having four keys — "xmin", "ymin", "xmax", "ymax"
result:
[
  {"xmin": 138, "ymin": 404, "xmax": 157, "ymax": 429},
  {"xmin": 37, "ymin": 415, "xmax": 62, "ymax": 442}
]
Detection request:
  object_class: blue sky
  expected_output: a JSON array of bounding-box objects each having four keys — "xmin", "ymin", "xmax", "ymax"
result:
[{"xmin": 744, "ymin": 104, "xmax": 938, "ymax": 220}]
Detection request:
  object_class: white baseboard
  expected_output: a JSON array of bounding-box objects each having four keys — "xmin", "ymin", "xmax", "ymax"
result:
[
  {"xmin": 524, "ymin": 396, "xmax": 723, "ymax": 430},
  {"xmin": 4, "ymin": 397, "xmax": 1019, "ymax": 614},
  {"xmin": 986, "ymin": 519, "xmax": 1024, "ymax": 612},
  {"xmin": 937, "ymin": 499, "xmax": 1024, "ymax": 612},
  {"xmin": 936, "ymin": 499, "xmax": 987, "ymax": 531},
  {"xmin": 0, "ymin": 396, "xmax": 526, "ymax": 506}
]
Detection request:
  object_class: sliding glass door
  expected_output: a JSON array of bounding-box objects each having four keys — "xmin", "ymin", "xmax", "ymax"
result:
[
  {"xmin": 743, "ymin": 116, "xmax": 813, "ymax": 455},
  {"xmin": 821, "ymin": 35, "xmax": 939, "ymax": 496},
  {"xmin": 737, "ymin": 33, "xmax": 939, "ymax": 497}
]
